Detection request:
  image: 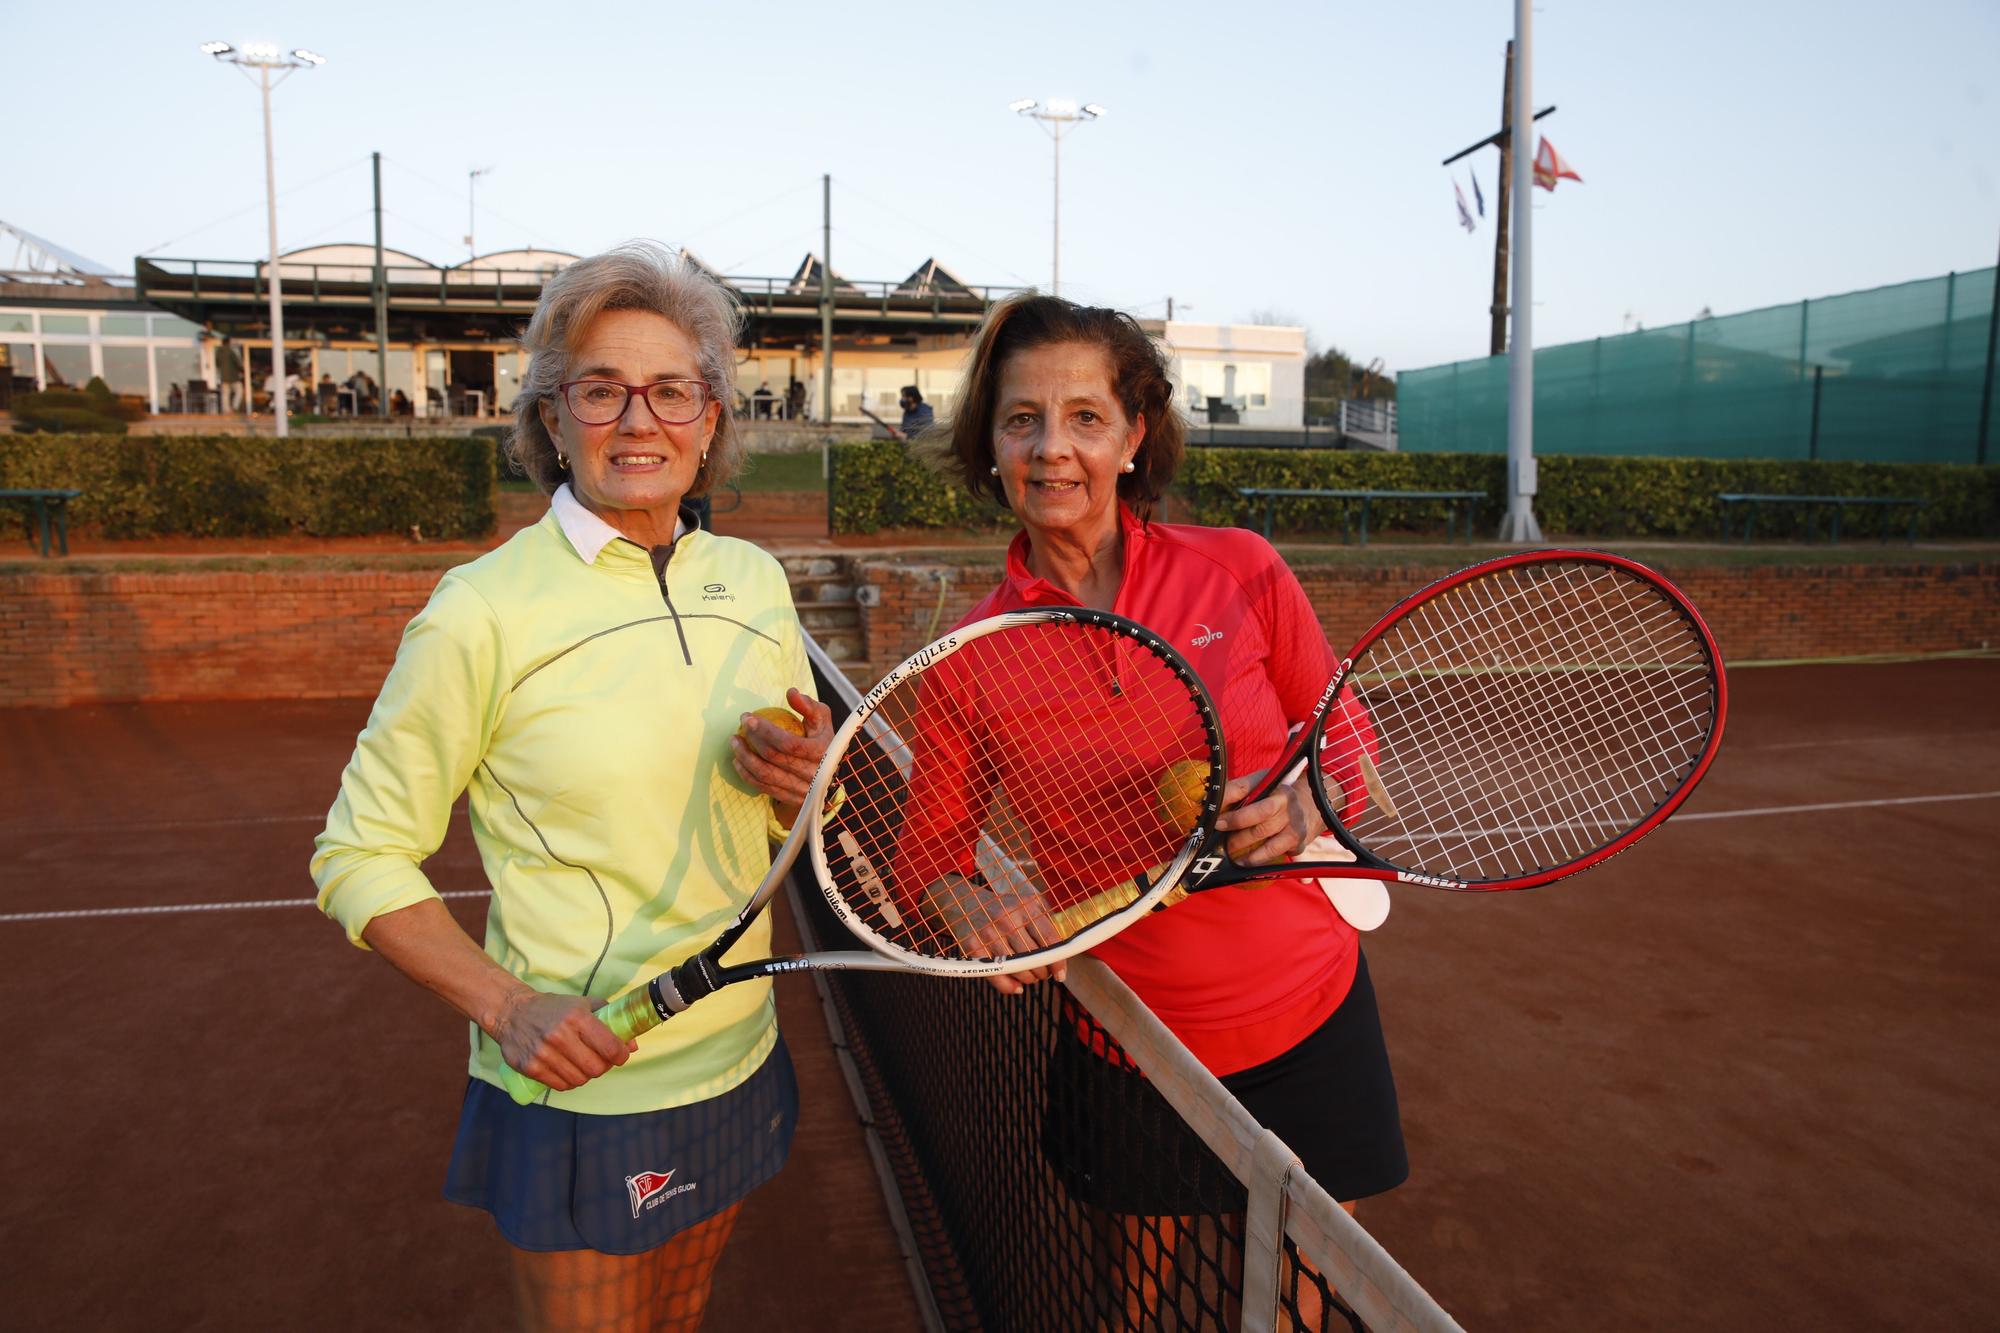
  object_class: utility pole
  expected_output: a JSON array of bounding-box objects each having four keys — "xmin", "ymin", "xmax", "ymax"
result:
[
  {"xmin": 820, "ymin": 174, "xmax": 833, "ymax": 425},
  {"xmin": 1489, "ymin": 44, "xmax": 1515, "ymax": 357},
  {"xmin": 372, "ymin": 151, "xmax": 389, "ymax": 416}
]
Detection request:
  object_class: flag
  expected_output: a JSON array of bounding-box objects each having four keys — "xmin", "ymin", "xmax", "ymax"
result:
[
  {"xmin": 1470, "ymin": 170, "xmax": 1485, "ymax": 218},
  {"xmin": 1454, "ymin": 180, "xmax": 1475, "ymax": 233},
  {"xmin": 1533, "ymin": 137, "xmax": 1582, "ymax": 191}
]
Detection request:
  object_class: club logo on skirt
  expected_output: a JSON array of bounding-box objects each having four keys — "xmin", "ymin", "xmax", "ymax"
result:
[{"xmin": 626, "ymin": 1168, "xmax": 697, "ymax": 1219}]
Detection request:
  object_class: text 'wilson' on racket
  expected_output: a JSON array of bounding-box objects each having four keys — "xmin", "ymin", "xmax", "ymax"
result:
[
  {"xmin": 1135, "ymin": 547, "xmax": 1726, "ymax": 918},
  {"xmin": 499, "ymin": 607, "xmax": 1229, "ymax": 1104}
]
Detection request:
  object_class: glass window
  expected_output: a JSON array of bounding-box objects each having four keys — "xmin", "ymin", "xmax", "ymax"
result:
[
  {"xmin": 102, "ymin": 346, "xmax": 150, "ymax": 399},
  {"xmin": 0, "ymin": 312, "xmax": 31, "ymax": 335},
  {"xmin": 40, "ymin": 314, "xmax": 90, "ymax": 335},
  {"xmin": 493, "ymin": 349, "xmax": 524, "ymax": 412},
  {"xmin": 152, "ymin": 316, "xmax": 203, "ymax": 338},
  {"xmin": 43, "ymin": 344, "xmax": 91, "ymax": 387},
  {"xmin": 101, "ymin": 315, "xmax": 151, "ymax": 336},
  {"xmin": 155, "ymin": 346, "xmax": 201, "ymax": 406},
  {"xmin": 2, "ymin": 342, "xmax": 33, "ymax": 384},
  {"xmin": 384, "ymin": 349, "xmax": 415, "ymax": 415}
]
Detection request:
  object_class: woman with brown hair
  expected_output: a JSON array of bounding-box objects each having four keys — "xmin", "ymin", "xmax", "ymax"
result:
[{"xmin": 934, "ymin": 293, "xmax": 1407, "ymax": 1315}]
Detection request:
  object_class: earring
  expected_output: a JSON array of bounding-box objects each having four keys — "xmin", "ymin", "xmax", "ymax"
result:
[
  {"xmin": 989, "ymin": 465, "xmax": 1000, "ymax": 477},
  {"xmin": 1121, "ymin": 459, "xmax": 1136, "ymax": 474},
  {"xmin": 556, "ymin": 452, "xmax": 569, "ymax": 471}
]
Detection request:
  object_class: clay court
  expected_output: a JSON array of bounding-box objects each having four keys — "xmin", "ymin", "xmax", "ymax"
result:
[{"xmin": 1, "ymin": 653, "xmax": 1995, "ymax": 1331}]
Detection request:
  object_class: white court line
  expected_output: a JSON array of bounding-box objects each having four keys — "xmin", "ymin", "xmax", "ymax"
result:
[
  {"xmin": 1674, "ymin": 791, "xmax": 2000, "ymax": 822},
  {"xmin": 7, "ymin": 794, "xmax": 1996, "ymax": 924},
  {"xmin": 0, "ymin": 813, "xmax": 326, "ymax": 837},
  {"xmin": 0, "ymin": 889, "xmax": 488, "ymax": 925},
  {"xmin": 1739, "ymin": 729, "xmax": 2000, "ymax": 753}
]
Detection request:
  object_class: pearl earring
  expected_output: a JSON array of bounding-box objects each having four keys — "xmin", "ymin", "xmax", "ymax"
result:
[
  {"xmin": 989, "ymin": 465, "xmax": 1000, "ymax": 476},
  {"xmin": 1121, "ymin": 460, "xmax": 1136, "ymax": 474}
]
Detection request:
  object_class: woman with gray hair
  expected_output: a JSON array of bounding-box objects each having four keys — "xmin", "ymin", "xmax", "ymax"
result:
[{"xmin": 313, "ymin": 241, "xmax": 831, "ymax": 1331}]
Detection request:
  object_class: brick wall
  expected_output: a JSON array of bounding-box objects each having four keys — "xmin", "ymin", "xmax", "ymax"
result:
[
  {"xmin": 0, "ymin": 570, "xmax": 440, "ymax": 708},
  {"xmin": 2, "ymin": 558, "xmax": 1993, "ymax": 707},
  {"xmin": 851, "ymin": 558, "xmax": 2000, "ymax": 684}
]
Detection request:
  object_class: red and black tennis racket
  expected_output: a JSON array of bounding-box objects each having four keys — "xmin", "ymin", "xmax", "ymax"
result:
[{"xmin": 1136, "ymin": 547, "xmax": 1726, "ymax": 913}]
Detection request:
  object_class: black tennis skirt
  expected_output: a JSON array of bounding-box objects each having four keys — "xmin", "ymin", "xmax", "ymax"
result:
[
  {"xmin": 1043, "ymin": 952, "xmax": 1407, "ymax": 1215},
  {"xmin": 443, "ymin": 1035, "xmax": 798, "ymax": 1254}
]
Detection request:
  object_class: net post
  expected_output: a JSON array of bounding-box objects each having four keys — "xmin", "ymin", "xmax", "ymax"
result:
[{"xmin": 1240, "ymin": 1131, "xmax": 1299, "ymax": 1333}]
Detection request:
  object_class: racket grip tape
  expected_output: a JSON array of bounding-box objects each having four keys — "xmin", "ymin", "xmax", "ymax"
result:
[{"xmin": 495, "ymin": 984, "xmax": 667, "ymax": 1106}]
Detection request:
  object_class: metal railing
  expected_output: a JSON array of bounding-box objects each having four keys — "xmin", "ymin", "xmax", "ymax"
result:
[{"xmin": 136, "ymin": 257, "xmax": 1027, "ymax": 318}]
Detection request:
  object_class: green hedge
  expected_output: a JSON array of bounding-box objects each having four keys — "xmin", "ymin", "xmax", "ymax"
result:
[
  {"xmin": 832, "ymin": 440, "xmax": 2000, "ymax": 539},
  {"xmin": 830, "ymin": 440, "xmax": 1014, "ymax": 533},
  {"xmin": 0, "ymin": 435, "xmax": 497, "ymax": 540}
]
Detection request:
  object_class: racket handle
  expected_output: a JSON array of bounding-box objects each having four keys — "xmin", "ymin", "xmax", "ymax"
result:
[{"xmin": 496, "ymin": 984, "xmax": 664, "ymax": 1106}]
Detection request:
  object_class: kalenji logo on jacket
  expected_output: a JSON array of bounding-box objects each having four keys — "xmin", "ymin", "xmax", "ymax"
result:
[
  {"xmin": 701, "ymin": 582, "xmax": 735, "ymax": 602},
  {"xmin": 1190, "ymin": 624, "xmax": 1224, "ymax": 648},
  {"xmin": 626, "ymin": 1169, "xmax": 696, "ymax": 1219}
]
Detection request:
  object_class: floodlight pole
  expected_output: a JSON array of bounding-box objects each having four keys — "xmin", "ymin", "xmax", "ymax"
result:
[
  {"xmin": 1013, "ymin": 100, "xmax": 1105, "ymax": 297},
  {"xmin": 1499, "ymin": 0, "xmax": 1543, "ymax": 543},
  {"xmin": 204, "ymin": 41, "xmax": 323, "ymax": 439}
]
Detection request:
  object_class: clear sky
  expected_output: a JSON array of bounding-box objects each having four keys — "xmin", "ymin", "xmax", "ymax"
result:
[{"xmin": 6, "ymin": 0, "xmax": 1996, "ymax": 373}]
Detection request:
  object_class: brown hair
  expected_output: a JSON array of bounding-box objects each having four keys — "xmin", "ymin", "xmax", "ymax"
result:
[
  {"xmin": 508, "ymin": 241, "xmax": 745, "ymax": 497},
  {"xmin": 935, "ymin": 294, "xmax": 1185, "ymax": 519}
]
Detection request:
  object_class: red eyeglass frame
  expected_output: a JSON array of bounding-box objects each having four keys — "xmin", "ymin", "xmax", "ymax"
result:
[{"xmin": 556, "ymin": 378, "xmax": 715, "ymax": 426}]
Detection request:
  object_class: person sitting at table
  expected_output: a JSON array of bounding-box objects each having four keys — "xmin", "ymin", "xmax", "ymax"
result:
[
  {"xmin": 391, "ymin": 388, "xmax": 413, "ymax": 416},
  {"xmin": 318, "ymin": 373, "xmax": 340, "ymax": 413},
  {"xmin": 750, "ymin": 381, "xmax": 775, "ymax": 419}
]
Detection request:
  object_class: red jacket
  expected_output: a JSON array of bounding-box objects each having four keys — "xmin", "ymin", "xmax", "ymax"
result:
[{"xmin": 960, "ymin": 506, "xmax": 1360, "ymax": 1075}]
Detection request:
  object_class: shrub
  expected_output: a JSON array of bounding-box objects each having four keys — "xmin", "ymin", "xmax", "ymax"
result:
[
  {"xmin": 0, "ymin": 435, "xmax": 498, "ymax": 540},
  {"xmin": 831, "ymin": 440, "xmax": 2000, "ymax": 540},
  {"xmin": 10, "ymin": 387, "xmax": 129, "ymax": 435}
]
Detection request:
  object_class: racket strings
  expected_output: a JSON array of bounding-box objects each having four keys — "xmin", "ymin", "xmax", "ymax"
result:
[
  {"xmin": 1388, "ymin": 568, "xmax": 1710, "ymax": 870},
  {"xmin": 1336, "ymin": 561, "xmax": 1716, "ymax": 882},
  {"xmin": 824, "ymin": 620, "xmax": 1211, "ymax": 962}
]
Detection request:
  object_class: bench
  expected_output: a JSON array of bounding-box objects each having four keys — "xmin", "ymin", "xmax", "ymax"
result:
[
  {"xmin": 0, "ymin": 488, "xmax": 83, "ymax": 557},
  {"xmin": 1714, "ymin": 493, "xmax": 1929, "ymax": 544},
  {"xmin": 1237, "ymin": 487, "xmax": 1487, "ymax": 546}
]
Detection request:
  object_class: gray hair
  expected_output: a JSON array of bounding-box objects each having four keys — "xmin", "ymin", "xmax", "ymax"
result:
[{"xmin": 508, "ymin": 240, "xmax": 745, "ymax": 497}]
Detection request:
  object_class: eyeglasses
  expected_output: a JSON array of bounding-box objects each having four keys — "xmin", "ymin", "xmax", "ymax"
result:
[{"xmin": 557, "ymin": 378, "xmax": 713, "ymax": 426}]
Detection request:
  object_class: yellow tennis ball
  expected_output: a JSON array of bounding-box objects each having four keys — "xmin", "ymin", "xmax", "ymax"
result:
[
  {"xmin": 1156, "ymin": 759, "xmax": 1211, "ymax": 828},
  {"xmin": 741, "ymin": 705, "xmax": 806, "ymax": 738}
]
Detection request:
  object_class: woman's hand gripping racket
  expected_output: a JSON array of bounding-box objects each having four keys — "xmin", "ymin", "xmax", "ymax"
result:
[
  {"xmin": 498, "ymin": 607, "xmax": 1230, "ymax": 1105},
  {"xmin": 1099, "ymin": 548, "xmax": 1727, "ymax": 924}
]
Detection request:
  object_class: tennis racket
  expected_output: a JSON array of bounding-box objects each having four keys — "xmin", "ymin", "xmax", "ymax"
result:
[
  {"xmin": 1105, "ymin": 547, "xmax": 1727, "ymax": 923},
  {"xmin": 498, "ymin": 607, "xmax": 1231, "ymax": 1105}
]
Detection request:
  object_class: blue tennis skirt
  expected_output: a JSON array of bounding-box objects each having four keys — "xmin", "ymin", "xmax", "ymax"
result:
[{"xmin": 443, "ymin": 1035, "xmax": 799, "ymax": 1254}]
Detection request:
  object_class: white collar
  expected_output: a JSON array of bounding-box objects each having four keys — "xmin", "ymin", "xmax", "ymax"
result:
[{"xmin": 551, "ymin": 482, "xmax": 685, "ymax": 563}]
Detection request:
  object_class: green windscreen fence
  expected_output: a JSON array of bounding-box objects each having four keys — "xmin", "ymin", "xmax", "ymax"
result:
[{"xmin": 1400, "ymin": 268, "xmax": 1998, "ymax": 463}]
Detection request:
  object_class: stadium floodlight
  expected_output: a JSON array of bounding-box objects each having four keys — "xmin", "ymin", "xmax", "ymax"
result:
[
  {"xmin": 200, "ymin": 39, "xmax": 326, "ymax": 439},
  {"xmin": 1011, "ymin": 97, "xmax": 1108, "ymax": 296}
]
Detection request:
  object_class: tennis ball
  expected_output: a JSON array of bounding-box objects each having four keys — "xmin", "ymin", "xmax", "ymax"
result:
[
  {"xmin": 1155, "ymin": 759, "xmax": 1211, "ymax": 828},
  {"xmin": 741, "ymin": 705, "xmax": 806, "ymax": 738}
]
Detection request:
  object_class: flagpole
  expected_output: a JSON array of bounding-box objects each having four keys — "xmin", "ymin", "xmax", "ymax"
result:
[{"xmin": 1499, "ymin": 0, "xmax": 1544, "ymax": 543}]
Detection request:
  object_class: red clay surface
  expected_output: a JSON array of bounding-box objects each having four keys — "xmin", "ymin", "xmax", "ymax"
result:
[{"xmin": 2, "ymin": 658, "xmax": 1996, "ymax": 1331}]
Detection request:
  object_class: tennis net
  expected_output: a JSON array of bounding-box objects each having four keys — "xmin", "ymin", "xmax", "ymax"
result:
[{"xmin": 792, "ymin": 637, "xmax": 1463, "ymax": 1332}]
